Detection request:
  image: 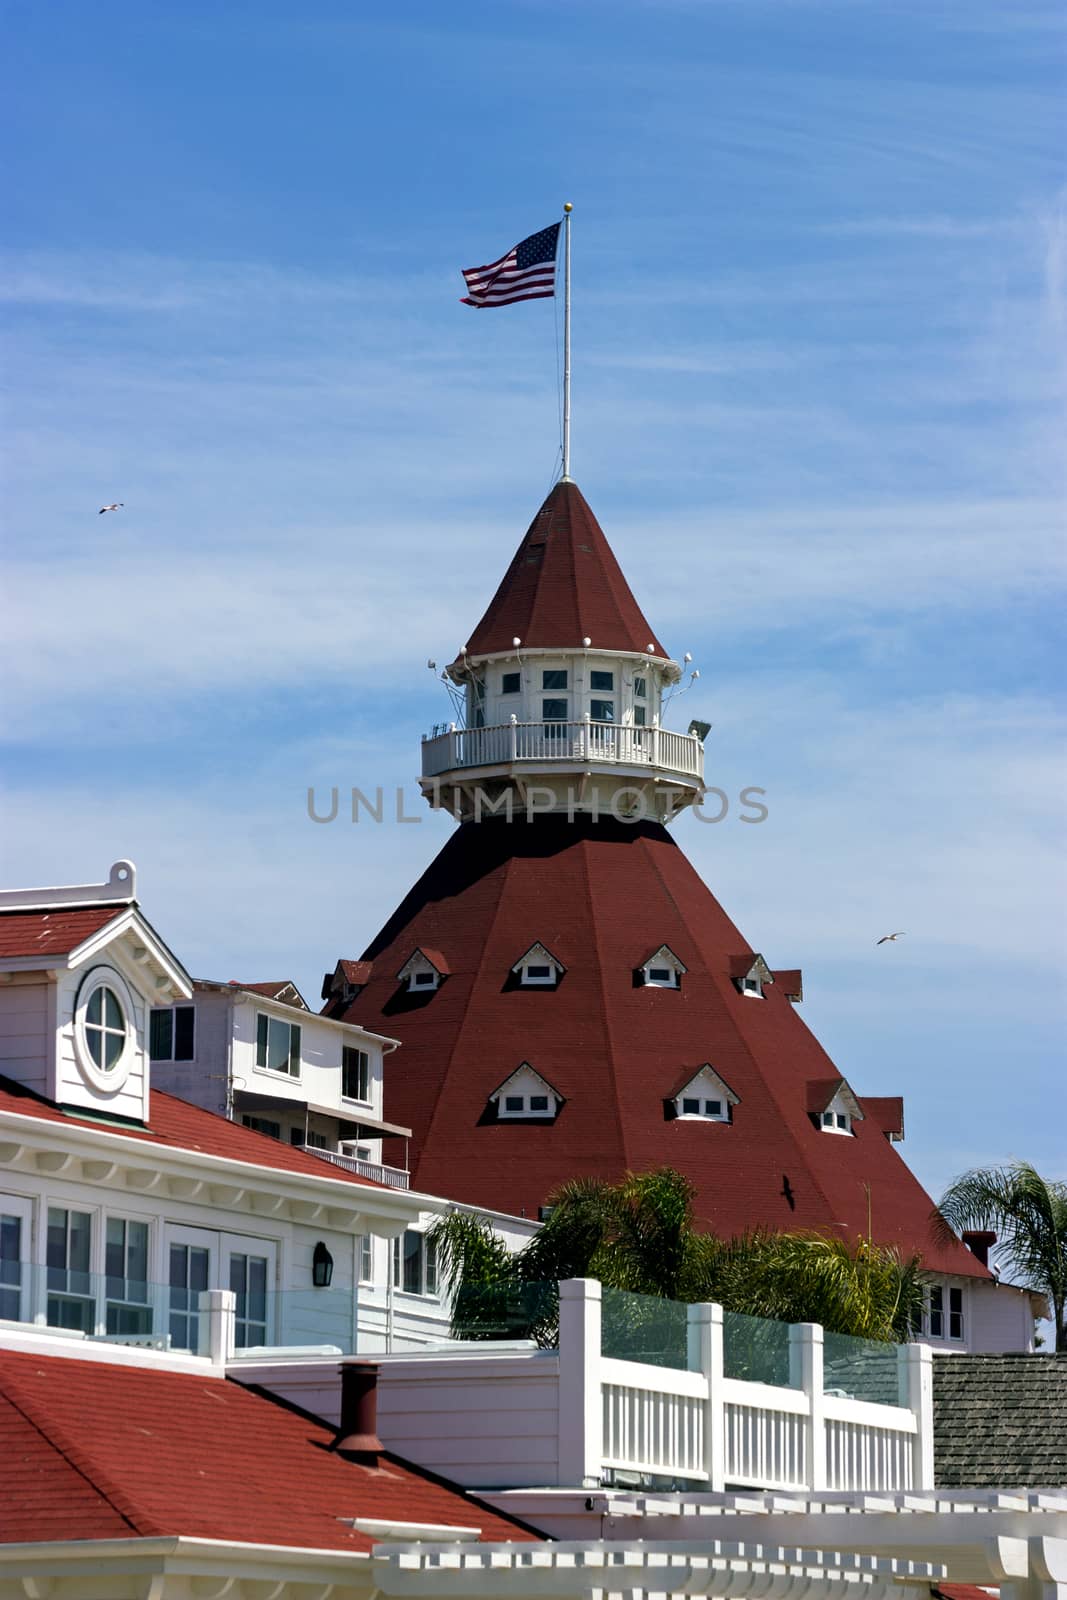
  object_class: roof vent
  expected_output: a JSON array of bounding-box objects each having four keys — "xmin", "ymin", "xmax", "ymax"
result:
[{"xmin": 334, "ymin": 1360, "xmax": 383, "ymax": 1467}]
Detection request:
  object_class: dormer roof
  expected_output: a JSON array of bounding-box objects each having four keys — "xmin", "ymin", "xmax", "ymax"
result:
[
  {"xmin": 227, "ymin": 980, "xmax": 309, "ymax": 1011},
  {"xmin": 396, "ymin": 947, "xmax": 450, "ymax": 982},
  {"xmin": 667, "ymin": 1063, "xmax": 740, "ymax": 1107},
  {"xmin": 511, "ymin": 942, "xmax": 565, "ymax": 975},
  {"xmin": 640, "ymin": 944, "xmax": 688, "ymax": 975},
  {"xmin": 729, "ymin": 953, "xmax": 773, "ymax": 985},
  {"xmin": 460, "ymin": 480, "xmax": 668, "ymax": 660},
  {"xmin": 320, "ymin": 959, "xmax": 375, "ymax": 1002},
  {"xmin": 806, "ymin": 1078, "xmax": 865, "ymax": 1122},
  {"xmin": 772, "ymin": 968, "xmax": 803, "ymax": 1002},
  {"xmin": 863, "ymin": 1095, "xmax": 905, "ymax": 1142}
]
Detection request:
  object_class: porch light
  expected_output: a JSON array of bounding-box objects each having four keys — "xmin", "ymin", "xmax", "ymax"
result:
[{"xmin": 312, "ymin": 1241, "xmax": 334, "ymax": 1288}]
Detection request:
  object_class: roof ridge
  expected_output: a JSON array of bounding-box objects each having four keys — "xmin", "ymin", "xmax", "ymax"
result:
[{"xmin": 0, "ymin": 1360, "xmax": 160, "ymax": 1536}]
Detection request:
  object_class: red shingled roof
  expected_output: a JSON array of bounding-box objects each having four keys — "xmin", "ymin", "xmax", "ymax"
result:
[
  {"xmin": 0, "ymin": 1076, "xmax": 383, "ymax": 1190},
  {"xmin": 0, "ymin": 905, "xmax": 124, "ymax": 959},
  {"xmin": 463, "ymin": 480, "xmax": 668, "ymax": 659},
  {"xmin": 0, "ymin": 1349, "xmax": 541, "ymax": 1550},
  {"xmin": 335, "ymin": 816, "xmax": 987, "ymax": 1278}
]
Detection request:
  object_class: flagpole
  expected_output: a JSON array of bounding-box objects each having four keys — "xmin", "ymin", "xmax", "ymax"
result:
[{"xmin": 561, "ymin": 202, "xmax": 572, "ymax": 481}]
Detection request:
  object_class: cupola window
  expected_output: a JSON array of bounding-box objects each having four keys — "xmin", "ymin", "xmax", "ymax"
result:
[
  {"xmin": 511, "ymin": 943, "xmax": 565, "ymax": 987},
  {"xmin": 668, "ymin": 1065, "xmax": 739, "ymax": 1123},
  {"xmin": 590, "ymin": 699, "xmax": 615, "ymax": 723},
  {"xmin": 501, "ymin": 671, "xmax": 521, "ymax": 694},
  {"xmin": 633, "ymin": 676, "xmax": 647, "ymax": 698},
  {"xmin": 542, "ymin": 669, "xmax": 568, "ymax": 690},
  {"xmin": 639, "ymin": 945, "xmax": 687, "ymax": 989},
  {"xmin": 590, "ymin": 670, "xmax": 614, "ymax": 691},
  {"xmin": 488, "ymin": 1063, "xmax": 563, "ymax": 1121},
  {"xmin": 396, "ymin": 948, "xmax": 449, "ymax": 994},
  {"xmin": 543, "ymin": 698, "xmax": 568, "ymax": 721}
]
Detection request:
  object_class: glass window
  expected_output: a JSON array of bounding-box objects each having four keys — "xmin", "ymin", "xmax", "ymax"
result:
[
  {"xmin": 504, "ymin": 1095, "xmax": 524, "ymax": 1112},
  {"xmin": 242, "ymin": 1114, "xmax": 281, "ymax": 1140},
  {"xmin": 47, "ymin": 1208, "xmax": 93, "ymax": 1332},
  {"xmin": 522, "ymin": 963, "xmax": 553, "ymax": 983},
  {"xmin": 342, "ymin": 1046, "xmax": 370, "ymax": 1101},
  {"xmin": 256, "ymin": 1013, "xmax": 301, "ymax": 1076},
  {"xmin": 647, "ymin": 967, "xmax": 676, "ymax": 986},
  {"xmin": 230, "ymin": 1252, "xmax": 269, "ymax": 1348},
  {"xmin": 357, "ymin": 1235, "xmax": 373, "ymax": 1284},
  {"xmin": 150, "ymin": 1005, "xmax": 195, "ymax": 1062},
  {"xmin": 949, "ymin": 1286, "xmax": 964, "ymax": 1340},
  {"xmin": 590, "ymin": 670, "xmax": 614, "ymax": 691},
  {"xmin": 85, "ymin": 985, "xmax": 126, "ymax": 1071},
  {"xmin": 542, "ymin": 669, "xmax": 568, "ymax": 690},
  {"xmin": 705, "ymin": 1099, "xmax": 723, "ymax": 1117},
  {"xmin": 743, "ymin": 977, "xmax": 760, "ymax": 992},
  {"xmin": 836, "ymin": 1112, "xmax": 848, "ymax": 1129},
  {"xmin": 529, "ymin": 1094, "xmax": 549, "ymax": 1112},
  {"xmin": 411, "ymin": 969, "xmax": 437, "ymax": 988},
  {"xmin": 633, "ymin": 676, "xmax": 647, "ymax": 698},
  {"xmin": 169, "ymin": 1243, "xmax": 210, "ymax": 1352},
  {"xmin": 104, "ymin": 1218, "xmax": 151, "ymax": 1336},
  {"xmin": 682, "ymin": 1098, "xmax": 701, "ymax": 1115},
  {"xmin": 0, "ymin": 1213, "xmax": 23, "ymax": 1321},
  {"xmin": 392, "ymin": 1232, "xmax": 438, "ymax": 1297},
  {"xmin": 542, "ymin": 698, "xmax": 568, "ymax": 721},
  {"xmin": 633, "ymin": 705, "xmax": 647, "ymax": 727},
  {"xmin": 929, "ymin": 1285, "xmax": 944, "ymax": 1338},
  {"xmin": 501, "ymin": 672, "xmax": 521, "ymax": 694},
  {"xmin": 590, "ymin": 699, "xmax": 614, "ymax": 722}
]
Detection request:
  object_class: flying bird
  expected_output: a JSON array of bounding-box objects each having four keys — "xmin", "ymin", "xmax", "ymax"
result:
[
  {"xmin": 876, "ymin": 932, "xmax": 906, "ymax": 945},
  {"xmin": 98, "ymin": 503, "xmax": 124, "ymax": 515}
]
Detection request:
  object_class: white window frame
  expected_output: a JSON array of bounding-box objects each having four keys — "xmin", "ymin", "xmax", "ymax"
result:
[
  {"xmin": 741, "ymin": 975, "xmax": 764, "ymax": 998},
  {"xmin": 255, "ymin": 1011, "xmax": 302, "ymax": 1079},
  {"xmin": 356, "ymin": 1235, "xmax": 374, "ymax": 1285},
  {"xmin": 678, "ymin": 1096, "xmax": 727, "ymax": 1121},
  {"xmin": 644, "ymin": 965, "xmax": 679, "ymax": 989},
  {"xmin": 73, "ymin": 964, "xmax": 136, "ymax": 1092},
  {"xmin": 0, "ymin": 1194, "xmax": 34, "ymax": 1324},
  {"xmin": 391, "ymin": 1231, "xmax": 439, "ymax": 1299},
  {"xmin": 341, "ymin": 1045, "xmax": 371, "ymax": 1103}
]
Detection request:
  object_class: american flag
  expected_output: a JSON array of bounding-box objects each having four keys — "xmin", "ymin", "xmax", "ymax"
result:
[{"xmin": 461, "ymin": 222, "xmax": 561, "ymax": 308}]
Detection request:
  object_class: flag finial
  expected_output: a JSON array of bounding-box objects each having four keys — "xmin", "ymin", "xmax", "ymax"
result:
[{"xmin": 563, "ymin": 202, "xmax": 573, "ymax": 212}]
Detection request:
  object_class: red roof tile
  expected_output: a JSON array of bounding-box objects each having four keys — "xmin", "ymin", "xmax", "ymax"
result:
[
  {"xmin": 0, "ymin": 905, "xmax": 125, "ymax": 959},
  {"xmin": 0, "ymin": 1350, "xmax": 541, "ymax": 1550},
  {"xmin": 335, "ymin": 816, "xmax": 987, "ymax": 1278},
  {"xmin": 463, "ymin": 481, "xmax": 668, "ymax": 659},
  {"xmin": 0, "ymin": 1076, "xmax": 384, "ymax": 1191}
]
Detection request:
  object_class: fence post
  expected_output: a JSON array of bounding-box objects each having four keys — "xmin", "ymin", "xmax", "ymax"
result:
[
  {"xmin": 199, "ymin": 1288, "xmax": 236, "ymax": 1365},
  {"xmin": 898, "ymin": 1341, "xmax": 934, "ymax": 1489},
  {"xmin": 510, "ymin": 713, "xmax": 518, "ymax": 761},
  {"xmin": 687, "ymin": 1302, "xmax": 725, "ymax": 1491},
  {"xmin": 558, "ymin": 1278, "xmax": 603, "ymax": 1489},
  {"xmin": 790, "ymin": 1322, "xmax": 825, "ymax": 1490}
]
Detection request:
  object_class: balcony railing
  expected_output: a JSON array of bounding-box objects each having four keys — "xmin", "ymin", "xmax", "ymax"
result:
[
  {"xmin": 307, "ymin": 1147, "xmax": 410, "ymax": 1189},
  {"xmin": 421, "ymin": 720, "xmax": 704, "ymax": 782},
  {"xmin": 369, "ymin": 1280, "xmax": 933, "ymax": 1494}
]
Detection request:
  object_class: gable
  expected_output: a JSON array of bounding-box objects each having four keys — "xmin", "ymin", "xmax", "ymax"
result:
[{"xmin": 487, "ymin": 1063, "xmax": 564, "ymax": 1120}]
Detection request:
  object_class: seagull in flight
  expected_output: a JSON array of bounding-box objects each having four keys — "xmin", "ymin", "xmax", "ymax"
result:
[
  {"xmin": 876, "ymin": 932, "xmax": 906, "ymax": 945},
  {"xmin": 98, "ymin": 503, "xmax": 124, "ymax": 515}
]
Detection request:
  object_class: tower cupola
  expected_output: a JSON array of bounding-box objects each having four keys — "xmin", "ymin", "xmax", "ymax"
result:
[{"xmin": 419, "ymin": 481, "xmax": 706, "ymax": 823}]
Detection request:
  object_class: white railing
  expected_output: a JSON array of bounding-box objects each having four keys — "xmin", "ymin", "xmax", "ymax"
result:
[
  {"xmin": 368, "ymin": 1280, "xmax": 933, "ymax": 1495},
  {"xmin": 307, "ymin": 1147, "xmax": 410, "ymax": 1189},
  {"xmin": 421, "ymin": 720, "xmax": 704, "ymax": 782}
]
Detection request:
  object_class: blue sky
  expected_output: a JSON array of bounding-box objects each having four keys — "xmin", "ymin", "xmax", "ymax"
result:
[{"xmin": 2, "ymin": 0, "xmax": 1065, "ymax": 1211}]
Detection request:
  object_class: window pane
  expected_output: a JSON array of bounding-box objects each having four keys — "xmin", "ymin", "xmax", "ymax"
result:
[
  {"xmin": 47, "ymin": 1210, "xmax": 68, "ymax": 1271},
  {"xmin": 649, "ymin": 968, "xmax": 672, "ymax": 984},
  {"xmin": 127, "ymin": 1221, "xmax": 148, "ymax": 1283},
  {"xmin": 69, "ymin": 1211, "xmax": 91, "ymax": 1274},
  {"xmin": 256, "ymin": 1013, "xmax": 269, "ymax": 1068},
  {"xmin": 633, "ymin": 676, "xmax": 647, "ymax": 697},
  {"xmin": 590, "ymin": 699, "xmax": 614, "ymax": 722},
  {"xmin": 105, "ymin": 1218, "xmax": 125, "ymax": 1280},
  {"xmin": 705, "ymin": 1100, "xmax": 722, "ymax": 1116},
  {"xmin": 150, "ymin": 1009, "xmax": 173, "ymax": 1061},
  {"xmin": 633, "ymin": 706, "xmax": 647, "ymax": 726},
  {"xmin": 104, "ymin": 989, "xmax": 123, "ymax": 1030},
  {"xmin": 501, "ymin": 672, "xmax": 520, "ymax": 694},
  {"xmin": 590, "ymin": 670, "xmax": 614, "ymax": 691},
  {"xmin": 542, "ymin": 698, "xmax": 568, "ymax": 721},
  {"xmin": 836, "ymin": 1113, "xmax": 848, "ymax": 1128},
  {"xmin": 87, "ymin": 990, "xmax": 102, "ymax": 1025},
  {"xmin": 266, "ymin": 1017, "xmax": 291, "ymax": 1073},
  {"xmin": 425, "ymin": 1239, "xmax": 438, "ymax": 1296},
  {"xmin": 174, "ymin": 1006, "xmax": 195, "ymax": 1060},
  {"xmin": 86, "ymin": 1027, "xmax": 104, "ymax": 1067},
  {"xmin": 504, "ymin": 1095, "xmax": 524, "ymax": 1111},
  {"xmin": 104, "ymin": 1031, "xmax": 124, "ymax": 1069},
  {"xmin": 289, "ymin": 1024, "xmax": 301, "ymax": 1073},
  {"xmin": 402, "ymin": 1232, "xmax": 422, "ymax": 1294},
  {"xmin": 542, "ymin": 669, "xmax": 567, "ymax": 690},
  {"xmin": 530, "ymin": 1095, "xmax": 549, "ymax": 1111},
  {"xmin": 682, "ymin": 1098, "xmax": 700, "ymax": 1115},
  {"xmin": 525, "ymin": 965, "xmax": 551, "ymax": 980}
]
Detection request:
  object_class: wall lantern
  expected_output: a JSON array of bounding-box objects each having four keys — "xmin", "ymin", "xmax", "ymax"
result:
[{"xmin": 312, "ymin": 1241, "xmax": 334, "ymax": 1289}]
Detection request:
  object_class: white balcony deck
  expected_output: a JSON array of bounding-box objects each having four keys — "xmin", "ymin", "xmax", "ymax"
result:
[
  {"xmin": 307, "ymin": 1146, "xmax": 410, "ymax": 1189},
  {"xmin": 421, "ymin": 719, "xmax": 704, "ymax": 784}
]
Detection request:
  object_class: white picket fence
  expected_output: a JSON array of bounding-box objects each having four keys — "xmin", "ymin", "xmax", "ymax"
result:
[{"xmin": 369, "ymin": 1279, "xmax": 933, "ymax": 1494}]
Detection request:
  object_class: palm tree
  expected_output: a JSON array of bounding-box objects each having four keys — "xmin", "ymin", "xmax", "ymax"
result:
[
  {"xmin": 429, "ymin": 1167, "xmax": 924, "ymax": 1346},
  {"xmin": 936, "ymin": 1161, "xmax": 1067, "ymax": 1351}
]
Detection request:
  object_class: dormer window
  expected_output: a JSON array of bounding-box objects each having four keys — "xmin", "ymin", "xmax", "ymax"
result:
[
  {"xmin": 488, "ymin": 1063, "xmax": 563, "ymax": 1122},
  {"xmin": 808, "ymin": 1079, "xmax": 864, "ymax": 1136},
  {"xmin": 396, "ymin": 949, "xmax": 448, "ymax": 994},
  {"xmin": 640, "ymin": 946, "xmax": 687, "ymax": 989},
  {"xmin": 730, "ymin": 954, "xmax": 773, "ymax": 998},
  {"xmin": 511, "ymin": 942, "xmax": 565, "ymax": 988},
  {"xmin": 668, "ymin": 1064, "xmax": 738, "ymax": 1124}
]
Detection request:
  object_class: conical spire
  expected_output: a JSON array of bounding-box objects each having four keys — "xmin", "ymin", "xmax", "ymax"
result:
[{"xmin": 463, "ymin": 481, "xmax": 667, "ymax": 659}]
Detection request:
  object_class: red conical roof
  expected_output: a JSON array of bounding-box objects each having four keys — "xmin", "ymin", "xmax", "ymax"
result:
[
  {"xmin": 462, "ymin": 480, "xmax": 668, "ymax": 659},
  {"xmin": 331, "ymin": 817, "xmax": 985, "ymax": 1279}
]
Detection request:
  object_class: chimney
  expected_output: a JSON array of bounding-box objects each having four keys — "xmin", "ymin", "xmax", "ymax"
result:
[
  {"xmin": 962, "ymin": 1229, "xmax": 997, "ymax": 1268},
  {"xmin": 334, "ymin": 1360, "xmax": 383, "ymax": 1466}
]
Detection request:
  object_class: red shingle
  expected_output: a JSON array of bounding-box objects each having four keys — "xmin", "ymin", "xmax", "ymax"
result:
[
  {"xmin": 0, "ymin": 906, "xmax": 124, "ymax": 959},
  {"xmin": 463, "ymin": 481, "xmax": 667, "ymax": 659},
  {"xmin": 0, "ymin": 1077, "xmax": 384, "ymax": 1190},
  {"xmin": 336, "ymin": 815, "xmax": 987, "ymax": 1278},
  {"xmin": 0, "ymin": 1350, "xmax": 541, "ymax": 1549}
]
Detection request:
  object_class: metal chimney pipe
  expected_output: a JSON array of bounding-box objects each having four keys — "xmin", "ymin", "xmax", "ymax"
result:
[{"xmin": 334, "ymin": 1360, "xmax": 383, "ymax": 1465}]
